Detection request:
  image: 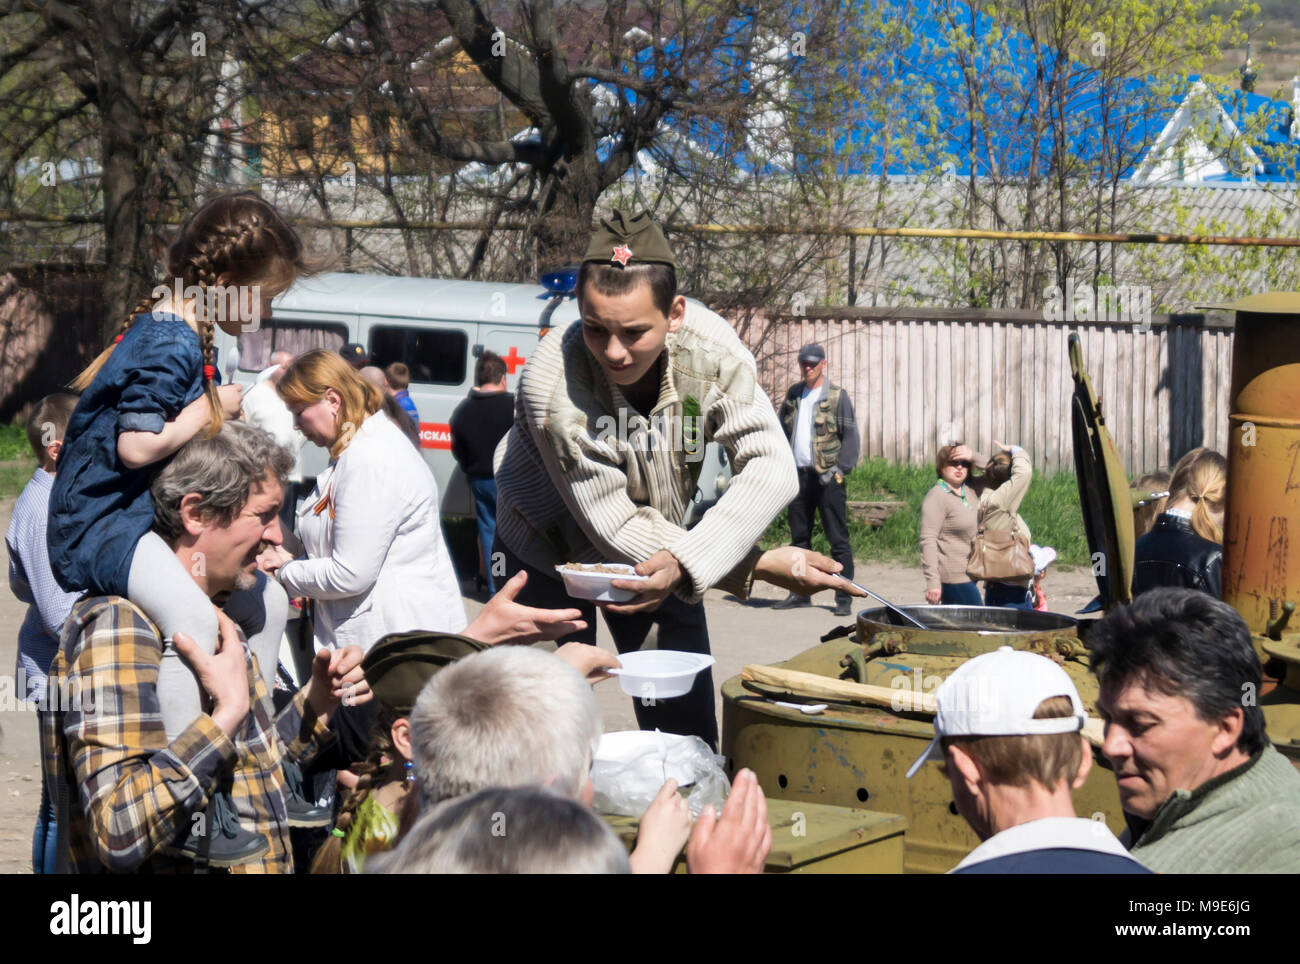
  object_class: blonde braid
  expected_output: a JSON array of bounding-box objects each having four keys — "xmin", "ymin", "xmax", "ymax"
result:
[
  {"xmin": 191, "ymin": 217, "xmax": 263, "ymax": 289},
  {"xmin": 184, "ymin": 246, "xmax": 232, "ymax": 437},
  {"xmin": 310, "ymin": 712, "xmax": 401, "ymax": 875}
]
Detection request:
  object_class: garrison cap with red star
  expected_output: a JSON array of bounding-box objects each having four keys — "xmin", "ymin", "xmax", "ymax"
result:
[{"xmin": 582, "ymin": 209, "xmax": 678, "ymax": 271}]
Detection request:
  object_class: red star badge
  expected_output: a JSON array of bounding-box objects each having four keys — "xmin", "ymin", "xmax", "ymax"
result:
[{"xmin": 611, "ymin": 244, "xmax": 633, "ymax": 266}]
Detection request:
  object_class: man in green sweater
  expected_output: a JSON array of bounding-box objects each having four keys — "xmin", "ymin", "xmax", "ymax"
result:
[{"xmin": 1089, "ymin": 588, "xmax": 1300, "ymax": 873}]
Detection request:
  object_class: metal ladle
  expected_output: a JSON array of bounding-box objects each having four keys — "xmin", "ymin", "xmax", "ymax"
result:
[{"xmin": 846, "ymin": 580, "xmax": 929, "ymax": 630}]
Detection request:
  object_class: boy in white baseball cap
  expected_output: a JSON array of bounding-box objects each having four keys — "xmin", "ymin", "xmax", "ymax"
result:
[{"xmin": 907, "ymin": 646, "xmax": 1150, "ymax": 873}]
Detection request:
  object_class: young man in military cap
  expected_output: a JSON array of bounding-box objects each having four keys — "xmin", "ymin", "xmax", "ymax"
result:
[
  {"xmin": 493, "ymin": 209, "xmax": 861, "ymax": 747},
  {"xmin": 774, "ymin": 342, "xmax": 860, "ymax": 616}
]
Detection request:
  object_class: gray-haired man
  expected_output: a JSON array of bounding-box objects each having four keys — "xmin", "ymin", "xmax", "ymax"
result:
[
  {"xmin": 391, "ymin": 644, "xmax": 771, "ymax": 875},
  {"xmin": 42, "ymin": 423, "xmax": 365, "ymax": 873}
]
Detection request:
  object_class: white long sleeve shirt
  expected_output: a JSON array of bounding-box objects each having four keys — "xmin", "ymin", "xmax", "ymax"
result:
[{"xmin": 277, "ymin": 411, "xmax": 466, "ymax": 651}]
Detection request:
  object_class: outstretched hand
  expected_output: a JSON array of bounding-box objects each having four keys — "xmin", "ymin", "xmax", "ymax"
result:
[
  {"xmin": 686, "ymin": 768, "xmax": 771, "ymax": 874},
  {"xmin": 553, "ymin": 642, "xmax": 620, "ymax": 683},
  {"xmin": 307, "ymin": 644, "xmax": 371, "ymax": 719},
  {"xmin": 629, "ymin": 780, "xmax": 694, "ymax": 874},
  {"xmin": 752, "ymin": 545, "xmax": 867, "ymax": 600},
  {"xmin": 465, "ymin": 570, "xmax": 588, "ymax": 646}
]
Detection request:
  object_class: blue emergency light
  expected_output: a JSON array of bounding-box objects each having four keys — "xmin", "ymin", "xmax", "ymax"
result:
[{"xmin": 541, "ymin": 266, "xmax": 579, "ymax": 295}]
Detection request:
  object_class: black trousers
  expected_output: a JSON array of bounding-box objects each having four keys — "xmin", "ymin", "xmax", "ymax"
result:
[
  {"xmin": 494, "ymin": 536, "xmax": 718, "ymax": 750},
  {"xmin": 788, "ymin": 467, "xmax": 854, "ymax": 599}
]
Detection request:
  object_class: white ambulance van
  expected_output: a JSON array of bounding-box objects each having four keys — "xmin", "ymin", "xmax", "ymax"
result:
[{"xmin": 211, "ymin": 270, "xmax": 730, "ymax": 521}]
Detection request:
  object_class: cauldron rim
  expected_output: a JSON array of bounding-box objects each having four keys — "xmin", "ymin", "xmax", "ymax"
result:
[{"xmin": 856, "ymin": 604, "xmax": 1079, "ymax": 634}]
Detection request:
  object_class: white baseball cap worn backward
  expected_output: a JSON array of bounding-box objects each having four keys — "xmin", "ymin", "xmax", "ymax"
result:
[{"xmin": 905, "ymin": 646, "xmax": 1087, "ymax": 779}]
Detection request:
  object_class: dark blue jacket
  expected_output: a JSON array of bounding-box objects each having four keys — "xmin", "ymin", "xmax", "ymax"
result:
[
  {"xmin": 48, "ymin": 313, "xmax": 210, "ymax": 597},
  {"xmin": 953, "ymin": 848, "xmax": 1152, "ymax": 874}
]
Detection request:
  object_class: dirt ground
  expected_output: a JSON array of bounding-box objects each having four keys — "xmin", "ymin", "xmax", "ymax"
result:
[{"xmin": 0, "ymin": 496, "xmax": 1101, "ymax": 873}]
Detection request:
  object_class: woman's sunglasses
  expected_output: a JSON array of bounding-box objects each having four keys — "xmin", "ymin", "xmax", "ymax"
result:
[{"xmin": 947, "ymin": 460, "xmax": 972, "ymax": 469}]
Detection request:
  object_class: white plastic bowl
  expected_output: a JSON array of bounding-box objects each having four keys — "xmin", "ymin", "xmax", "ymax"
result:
[
  {"xmin": 607, "ymin": 650, "xmax": 716, "ymax": 698},
  {"xmin": 554, "ymin": 563, "xmax": 650, "ymax": 602}
]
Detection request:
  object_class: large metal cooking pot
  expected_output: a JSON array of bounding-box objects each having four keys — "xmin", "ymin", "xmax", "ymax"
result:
[{"xmin": 853, "ymin": 605, "xmax": 1080, "ymax": 661}]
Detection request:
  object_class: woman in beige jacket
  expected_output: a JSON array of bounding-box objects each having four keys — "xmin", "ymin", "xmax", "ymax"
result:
[
  {"xmin": 977, "ymin": 442, "xmax": 1034, "ymax": 609},
  {"xmin": 919, "ymin": 442, "xmax": 984, "ymax": 606}
]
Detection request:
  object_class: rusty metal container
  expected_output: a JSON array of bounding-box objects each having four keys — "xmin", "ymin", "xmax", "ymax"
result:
[
  {"xmin": 1206, "ymin": 293, "xmax": 1300, "ymax": 755},
  {"xmin": 1217, "ymin": 295, "xmax": 1300, "ymax": 634}
]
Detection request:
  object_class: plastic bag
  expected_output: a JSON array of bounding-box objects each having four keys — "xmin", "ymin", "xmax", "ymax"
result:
[{"xmin": 591, "ymin": 730, "xmax": 730, "ymax": 818}]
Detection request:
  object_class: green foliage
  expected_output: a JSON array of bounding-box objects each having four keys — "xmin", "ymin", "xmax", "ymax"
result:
[
  {"xmin": 1137, "ymin": 198, "xmax": 1300, "ymax": 311},
  {"xmin": 760, "ymin": 457, "xmax": 1089, "ymax": 570},
  {"xmin": 0, "ymin": 424, "xmax": 31, "ymax": 461},
  {"xmin": 0, "ymin": 423, "xmax": 36, "ymax": 497}
]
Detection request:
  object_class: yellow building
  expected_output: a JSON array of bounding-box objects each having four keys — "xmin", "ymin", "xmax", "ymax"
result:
[{"xmin": 254, "ymin": 48, "xmax": 523, "ymax": 179}]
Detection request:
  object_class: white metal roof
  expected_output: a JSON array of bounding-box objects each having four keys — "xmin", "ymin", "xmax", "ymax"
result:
[{"xmin": 272, "ymin": 271, "xmax": 580, "ymax": 325}]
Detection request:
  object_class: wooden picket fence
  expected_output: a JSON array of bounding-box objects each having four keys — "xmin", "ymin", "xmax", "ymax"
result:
[{"xmin": 733, "ymin": 307, "xmax": 1234, "ymax": 477}]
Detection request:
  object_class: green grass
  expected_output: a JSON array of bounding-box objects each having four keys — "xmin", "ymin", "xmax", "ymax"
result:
[
  {"xmin": 0, "ymin": 425, "xmax": 37, "ymax": 497},
  {"xmin": 0, "ymin": 424, "xmax": 30, "ymax": 461},
  {"xmin": 760, "ymin": 457, "xmax": 1089, "ymax": 569}
]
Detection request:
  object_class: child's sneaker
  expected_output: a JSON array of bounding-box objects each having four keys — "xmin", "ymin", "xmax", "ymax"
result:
[
  {"xmin": 281, "ymin": 758, "xmax": 331, "ymax": 827},
  {"xmin": 169, "ymin": 788, "xmax": 269, "ymax": 868}
]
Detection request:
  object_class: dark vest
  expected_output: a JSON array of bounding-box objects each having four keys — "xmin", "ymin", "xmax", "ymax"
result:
[{"xmin": 780, "ymin": 382, "xmax": 843, "ymax": 474}]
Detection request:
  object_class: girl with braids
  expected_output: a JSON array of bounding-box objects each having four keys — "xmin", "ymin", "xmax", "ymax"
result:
[
  {"xmin": 311, "ymin": 703, "xmax": 413, "ymax": 874},
  {"xmin": 47, "ymin": 192, "xmax": 314, "ymax": 864},
  {"xmin": 311, "ymin": 631, "xmax": 485, "ymax": 874}
]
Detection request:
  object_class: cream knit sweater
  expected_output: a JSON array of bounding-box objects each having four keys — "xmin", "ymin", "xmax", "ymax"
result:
[{"xmin": 494, "ymin": 305, "xmax": 798, "ymax": 602}]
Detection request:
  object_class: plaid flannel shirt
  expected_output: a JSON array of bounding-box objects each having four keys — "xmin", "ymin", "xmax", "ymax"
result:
[{"xmin": 42, "ymin": 595, "xmax": 334, "ymax": 874}]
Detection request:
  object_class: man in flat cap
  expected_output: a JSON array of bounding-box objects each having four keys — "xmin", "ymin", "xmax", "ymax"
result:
[
  {"xmin": 775, "ymin": 343, "xmax": 860, "ymax": 615},
  {"xmin": 493, "ymin": 209, "xmax": 862, "ymax": 747},
  {"xmin": 340, "ymin": 343, "xmax": 368, "ymax": 370}
]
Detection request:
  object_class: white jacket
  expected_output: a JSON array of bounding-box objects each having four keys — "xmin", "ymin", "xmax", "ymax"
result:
[
  {"xmin": 277, "ymin": 411, "xmax": 466, "ymax": 651},
  {"xmin": 241, "ymin": 370, "xmax": 305, "ymax": 482}
]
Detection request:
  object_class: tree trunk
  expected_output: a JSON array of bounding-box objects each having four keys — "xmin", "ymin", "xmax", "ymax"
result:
[
  {"xmin": 98, "ymin": 65, "xmax": 155, "ymax": 340},
  {"xmin": 533, "ymin": 147, "xmax": 601, "ymax": 269}
]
